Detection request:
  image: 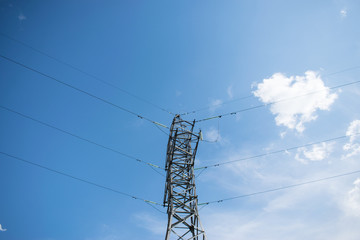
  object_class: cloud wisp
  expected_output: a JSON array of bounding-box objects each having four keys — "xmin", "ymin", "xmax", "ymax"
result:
[
  {"xmin": 204, "ymin": 128, "xmax": 221, "ymax": 142},
  {"xmin": 209, "ymin": 99, "xmax": 223, "ymax": 112},
  {"xmin": 347, "ymin": 178, "xmax": 360, "ymax": 216},
  {"xmin": 343, "ymin": 120, "xmax": 360, "ymax": 157},
  {"xmin": 18, "ymin": 13, "xmax": 26, "ymax": 21},
  {"xmin": 0, "ymin": 224, "xmax": 6, "ymax": 232},
  {"xmin": 340, "ymin": 8, "xmax": 347, "ymax": 18},
  {"xmin": 227, "ymin": 85, "xmax": 234, "ymax": 99},
  {"xmin": 341, "ymin": 177, "xmax": 360, "ymax": 217},
  {"xmin": 253, "ymin": 71, "xmax": 337, "ymax": 132},
  {"xmin": 133, "ymin": 213, "xmax": 165, "ymax": 236},
  {"xmin": 295, "ymin": 142, "xmax": 334, "ymax": 164}
]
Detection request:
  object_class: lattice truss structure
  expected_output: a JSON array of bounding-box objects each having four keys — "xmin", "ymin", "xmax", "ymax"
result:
[{"xmin": 163, "ymin": 115, "xmax": 206, "ymax": 240}]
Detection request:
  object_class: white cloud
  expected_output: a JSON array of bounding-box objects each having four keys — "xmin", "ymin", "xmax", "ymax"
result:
[
  {"xmin": 192, "ymin": 141, "xmax": 360, "ymax": 239},
  {"xmin": 0, "ymin": 224, "xmax": 6, "ymax": 231},
  {"xmin": 209, "ymin": 99, "xmax": 223, "ymax": 111},
  {"xmin": 227, "ymin": 85, "xmax": 233, "ymax": 99},
  {"xmin": 280, "ymin": 131, "xmax": 287, "ymax": 138},
  {"xmin": 84, "ymin": 223, "xmax": 128, "ymax": 240},
  {"xmin": 203, "ymin": 211, "xmax": 261, "ymax": 240},
  {"xmin": 18, "ymin": 13, "xmax": 26, "ymax": 21},
  {"xmin": 348, "ymin": 178, "xmax": 360, "ymax": 214},
  {"xmin": 204, "ymin": 127, "xmax": 221, "ymax": 142},
  {"xmin": 203, "ymin": 204, "xmax": 340, "ymax": 240},
  {"xmin": 253, "ymin": 71, "xmax": 337, "ymax": 132},
  {"xmin": 133, "ymin": 213, "xmax": 165, "ymax": 236},
  {"xmin": 200, "ymin": 176, "xmax": 360, "ymax": 240},
  {"xmin": 342, "ymin": 178, "xmax": 360, "ymax": 217},
  {"xmin": 340, "ymin": 8, "xmax": 347, "ymax": 18},
  {"xmin": 343, "ymin": 120, "xmax": 360, "ymax": 157},
  {"xmin": 193, "ymin": 120, "xmax": 360, "ymax": 240},
  {"xmin": 295, "ymin": 142, "xmax": 334, "ymax": 164}
]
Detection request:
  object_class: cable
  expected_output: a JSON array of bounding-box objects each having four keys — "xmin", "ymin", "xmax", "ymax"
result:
[
  {"xmin": 180, "ymin": 95, "xmax": 253, "ymax": 116},
  {"xmin": 149, "ymin": 165, "xmax": 166, "ymax": 177},
  {"xmin": 198, "ymin": 203, "xmax": 208, "ymax": 212},
  {"xmin": 195, "ymin": 133, "xmax": 359, "ymax": 170},
  {"xmin": 145, "ymin": 201, "xmax": 167, "ymax": 214},
  {"xmin": 324, "ymin": 66, "xmax": 360, "ymax": 77},
  {"xmin": 184, "ymin": 66, "xmax": 360, "ymax": 118},
  {"xmin": 0, "ymin": 105, "xmax": 164, "ymax": 172},
  {"xmin": 0, "ymin": 32, "xmax": 174, "ymax": 116},
  {"xmin": 195, "ymin": 168, "xmax": 207, "ymax": 179},
  {"xmin": 0, "ymin": 54, "xmax": 169, "ymax": 130},
  {"xmin": 199, "ymin": 169, "xmax": 360, "ymax": 205},
  {"xmin": 196, "ymin": 79, "xmax": 360, "ymax": 122},
  {"xmin": 154, "ymin": 122, "xmax": 170, "ymax": 136},
  {"xmin": 0, "ymin": 151, "xmax": 163, "ymax": 206}
]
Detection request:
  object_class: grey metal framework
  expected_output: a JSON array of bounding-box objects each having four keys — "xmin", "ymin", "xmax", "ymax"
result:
[{"xmin": 164, "ymin": 115, "xmax": 206, "ymax": 240}]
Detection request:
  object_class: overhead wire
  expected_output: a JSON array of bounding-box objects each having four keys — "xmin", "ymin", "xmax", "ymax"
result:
[
  {"xmin": 324, "ymin": 65, "xmax": 360, "ymax": 77},
  {"xmin": 0, "ymin": 32, "xmax": 174, "ymax": 116},
  {"xmin": 0, "ymin": 104, "xmax": 165, "ymax": 173},
  {"xmin": 195, "ymin": 168, "xmax": 207, "ymax": 179},
  {"xmin": 0, "ymin": 54, "xmax": 169, "ymax": 132},
  {"xmin": 180, "ymin": 95, "xmax": 253, "ymax": 116},
  {"xmin": 197, "ymin": 204, "xmax": 208, "ymax": 212},
  {"xmin": 145, "ymin": 201, "xmax": 167, "ymax": 214},
  {"xmin": 0, "ymin": 151, "xmax": 164, "ymax": 207},
  {"xmin": 195, "ymin": 79, "xmax": 360, "ymax": 123},
  {"xmin": 148, "ymin": 165, "xmax": 166, "ymax": 177},
  {"xmin": 198, "ymin": 169, "xmax": 360, "ymax": 206},
  {"xmin": 195, "ymin": 133, "xmax": 359, "ymax": 170},
  {"xmin": 154, "ymin": 122, "xmax": 170, "ymax": 136}
]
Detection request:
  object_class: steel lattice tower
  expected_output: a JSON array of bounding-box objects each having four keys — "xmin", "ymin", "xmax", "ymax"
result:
[{"xmin": 163, "ymin": 115, "xmax": 206, "ymax": 240}]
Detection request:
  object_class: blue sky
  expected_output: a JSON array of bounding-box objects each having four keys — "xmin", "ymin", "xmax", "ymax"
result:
[{"xmin": 1, "ymin": 0, "xmax": 360, "ymax": 239}]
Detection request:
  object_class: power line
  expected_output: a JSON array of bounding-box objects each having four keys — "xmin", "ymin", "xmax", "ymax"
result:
[
  {"xmin": 0, "ymin": 32, "xmax": 174, "ymax": 116},
  {"xmin": 196, "ymin": 79, "xmax": 360, "ymax": 123},
  {"xmin": 180, "ymin": 95, "xmax": 253, "ymax": 116},
  {"xmin": 324, "ymin": 66, "xmax": 360, "ymax": 77},
  {"xmin": 0, "ymin": 151, "xmax": 163, "ymax": 207},
  {"xmin": 184, "ymin": 66, "xmax": 360, "ymax": 117},
  {"xmin": 0, "ymin": 104, "xmax": 164, "ymax": 172},
  {"xmin": 195, "ymin": 133, "xmax": 359, "ymax": 170},
  {"xmin": 0, "ymin": 54, "xmax": 169, "ymax": 131},
  {"xmin": 145, "ymin": 201, "xmax": 167, "ymax": 214},
  {"xmin": 154, "ymin": 122, "xmax": 170, "ymax": 136},
  {"xmin": 199, "ymin": 169, "xmax": 360, "ymax": 205}
]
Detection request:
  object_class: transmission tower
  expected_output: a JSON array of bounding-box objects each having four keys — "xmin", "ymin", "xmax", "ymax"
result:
[{"xmin": 163, "ymin": 115, "xmax": 206, "ymax": 240}]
